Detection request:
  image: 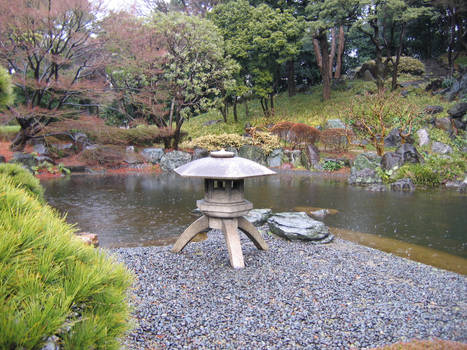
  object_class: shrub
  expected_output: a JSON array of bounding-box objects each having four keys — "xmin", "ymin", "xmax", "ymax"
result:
[
  {"xmin": 42, "ymin": 116, "xmax": 175, "ymax": 147},
  {"xmin": 270, "ymin": 121, "xmax": 295, "ymax": 141},
  {"xmin": 321, "ymin": 159, "xmax": 345, "ymax": 172},
  {"xmin": 184, "ymin": 132, "xmax": 281, "ymax": 155},
  {"xmin": 288, "ymin": 123, "xmax": 320, "ymax": 146},
  {"xmin": 390, "ymin": 56, "xmax": 425, "ymax": 75},
  {"xmin": 80, "ymin": 145, "xmax": 128, "ymax": 167},
  {"xmin": 344, "ymin": 90, "xmax": 420, "ymax": 156},
  {"xmin": 0, "ymin": 163, "xmax": 44, "ymax": 201},
  {"xmin": 0, "ymin": 125, "xmax": 20, "ymax": 141},
  {"xmin": 320, "ymin": 128, "xmax": 353, "ymax": 152},
  {"xmin": 269, "ymin": 121, "xmax": 320, "ymax": 147},
  {"xmin": 361, "ymin": 56, "xmax": 425, "ymax": 76},
  {"xmin": 397, "ymin": 163, "xmax": 441, "ymax": 186},
  {"xmin": 424, "ymin": 154, "xmax": 466, "ymax": 181},
  {"xmin": 0, "ymin": 66, "xmax": 13, "ymax": 109},
  {"xmin": 0, "ymin": 176, "xmax": 132, "ymax": 349}
]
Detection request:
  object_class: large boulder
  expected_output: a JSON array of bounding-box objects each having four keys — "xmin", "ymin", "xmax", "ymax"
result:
[
  {"xmin": 73, "ymin": 132, "xmax": 90, "ymax": 152},
  {"xmin": 394, "ymin": 144, "xmax": 423, "ymax": 164},
  {"xmin": 416, "ymin": 128, "xmax": 430, "ymax": 147},
  {"xmin": 325, "ymin": 119, "xmax": 346, "ymax": 129},
  {"xmin": 160, "ymin": 151, "xmax": 192, "ymax": 171},
  {"xmin": 304, "ymin": 144, "xmax": 320, "ymax": 169},
  {"xmin": 244, "ymin": 209, "xmax": 272, "ymax": 226},
  {"xmin": 384, "ymin": 128, "xmax": 402, "ymax": 148},
  {"xmin": 381, "ymin": 152, "xmax": 403, "ymax": 170},
  {"xmin": 124, "ymin": 146, "xmax": 140, "ymax": 164},
  {"xmin": 447, "ymin": 102, "xmax": 467, "ymax": 119},
  {"xmin": 348, "ymin": 168, "xmax": 383, "ymax": 185},
  {"xmin": 283, "ymin": 149, "xmax": 303, "ymax": 168},
  {"xmin": 266, "ymin": 149, "xmax": 283, "ymax": 168},
  {"xmin": 141, "ymin": 148, "xmax": 164, "ymax": 163},
  {"xmin": 352, "ymin": 152, "xmax": 381, "ymax": 171},
  {"xmin": 33, "ymin": 143, "xmax": 49, "ymax": 156},
  {"xmin": 446, "ymin": 73, "xmax": 467, "ymax": 101},
  {"xmin": 362, "ymin": 70, "xmax": 375, "ymax": 81},
  {"xmin": 391, "ymin": 178, "xmax": 415, "ymax": 192},
  {"xmin": 431, "ymin": 141, "xmax": 452, "ymax": 155},
  {"xmin": 238, "ymin": 145, "xmax": 266, "ymax": 165},
  {"xmin": 192, "ymin": 147, "xmax": 209, "ymax": 160},
  {"xmin": 10, "ymin": 152, "xmax": 36, "ymax": 168},
  {"xmin": 267, "ymin": 212, "xmax": 332, "ymax": 242},
  {"xmin": 424, "ymin": 105, "xmax": 443, "ymax": 115},
  {"xmin": 434, "ymin": 117, "xmax": 452, "ymax": 132}
]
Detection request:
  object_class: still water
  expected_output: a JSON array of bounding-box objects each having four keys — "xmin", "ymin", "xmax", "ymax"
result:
[{"xmin": 41, "ymin": 172, "xmax": 467, "ymax": 259}]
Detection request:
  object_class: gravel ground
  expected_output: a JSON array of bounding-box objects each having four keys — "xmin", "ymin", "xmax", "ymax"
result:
[{"xmin": 111, "ymin": 232, "xmax": 466, "ymax": 350}]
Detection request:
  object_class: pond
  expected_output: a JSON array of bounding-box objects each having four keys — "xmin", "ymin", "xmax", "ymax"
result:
[{"xmin": 41, "ymin": 172, "xmax": 466, "ymax": 258}]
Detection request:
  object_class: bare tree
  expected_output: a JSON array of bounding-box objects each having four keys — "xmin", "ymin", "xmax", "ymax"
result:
[{"xmin": 0, "ymin": 0, "xmax": 109, "ymax": 150}]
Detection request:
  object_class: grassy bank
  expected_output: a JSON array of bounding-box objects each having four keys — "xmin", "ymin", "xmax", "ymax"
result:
[{"xmin": 181, "ymin": 79, "xmax": 454, "ymax": 139}]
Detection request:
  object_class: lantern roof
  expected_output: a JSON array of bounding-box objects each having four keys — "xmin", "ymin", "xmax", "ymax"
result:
[{"xmin": 174, "ymin": 150, "xmax": 276, "ymax": 180}]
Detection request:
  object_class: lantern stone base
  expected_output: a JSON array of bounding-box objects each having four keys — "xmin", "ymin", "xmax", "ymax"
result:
[{"xmin": 171, "ymin": 214, "xmax": 269, "ymax": 269}]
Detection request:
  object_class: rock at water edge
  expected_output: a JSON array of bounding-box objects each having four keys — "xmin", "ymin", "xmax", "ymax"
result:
[
  {"xmin": 267, "ymin": 212, "xmax": 332, "ymax": 242},
  {"xmin": 244, "ymin": 209, "xmax": 273, "ymax": 227},
  {"xmin": 141, "ymin": 148, "xmax": 164, "ymax": 163},
  {"xmin": 160, "ymin": 151, "xmax": 192, "ymax": 171}
]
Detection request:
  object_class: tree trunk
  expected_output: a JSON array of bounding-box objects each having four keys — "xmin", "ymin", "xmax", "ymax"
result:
[
  {"xmin": 172, "ymin": 115, "xmax": 185, "ymax": 150},
  {"xmin": 391, "ymin": 23, "xmax": 406, "ymax": 91},
  {"xmin": 447, "ymin": 6, "xmax": 456, "ymax": 78},
  {"xmin": 10, "ymin": 115, "xmax": 44, "ymax": 151},
  {"xmin": 168, "ymin": 97, "xmax": 175, "ymax": 129},
  {"xmin": 318, "ymin": 33, "xmax": 331, "ymax": 100},
  {"xmin": 244, "ymin": 99, "xmax": 249, "ymax": 118},
  {"xmin": 219, "ymin": 104, "xmax": 227, "ymax": 123},
  {"xmin": 313, "ymin": 38, "xmax": 322, "ymax": 70},
  {"xmin": 367, "ymin": 19, "xmax": 385, "ymax": 91},
  {"xmin": 233, "ymin": 98, "xmax": 238, "ymax": 122},
  {"xmin": 287, "ymin": 59, "xmax": 296, "ymax": 97},
  {"xmin": 334, "ymin": 25, "xmax": 345, "ymax": 79},
  {"xmin": 269, "ymin": 93, "xmax": 274, "ymax": 116},
  {"xmin": 329, "ymin": 27, "xmax": 336, "ymax": 78}
]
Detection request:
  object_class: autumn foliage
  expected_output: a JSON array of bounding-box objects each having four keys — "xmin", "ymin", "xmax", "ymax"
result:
[
  {"xmin": 270, "ymin": 121, "xmax": 320, "ymax": 148},
  {"xmin": 320, "ymin": 128, "xmax": 354, "ymax": 152}
]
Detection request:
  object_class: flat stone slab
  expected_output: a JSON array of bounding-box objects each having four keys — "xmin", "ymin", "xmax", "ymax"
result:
[
  {"xmin": 267, "ymin": 212, "xmax": 332, "ymax": 242},
  {"xmin": 244, "ymin": 209, "xmax": 272, "ymax": 226}
]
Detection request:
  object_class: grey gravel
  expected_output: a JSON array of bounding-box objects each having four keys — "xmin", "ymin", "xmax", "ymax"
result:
[{"xmin": 111, "ymin": 233, "xmax": 466, "ymax": 349}]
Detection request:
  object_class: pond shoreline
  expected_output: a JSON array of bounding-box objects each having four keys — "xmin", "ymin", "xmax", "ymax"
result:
[{"xmin": 111, "ymin": 233, "xmax": 466, "ymax": 349}]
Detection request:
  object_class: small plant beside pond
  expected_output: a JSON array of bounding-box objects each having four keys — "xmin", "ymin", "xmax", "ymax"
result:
[{"xmin": 320, "ymin": 159, "xmax": 345, "ymax": 172}]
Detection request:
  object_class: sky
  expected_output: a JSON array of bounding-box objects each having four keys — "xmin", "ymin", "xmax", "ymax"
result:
[{"xmin": 102, "ymin": 0, "xmax": 144, "ymax": 12}]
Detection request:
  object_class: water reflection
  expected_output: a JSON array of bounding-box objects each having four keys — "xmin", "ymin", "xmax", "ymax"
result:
[{"xmin": 42, "ymin": 172, "xmax": 467, "ymax": 259}]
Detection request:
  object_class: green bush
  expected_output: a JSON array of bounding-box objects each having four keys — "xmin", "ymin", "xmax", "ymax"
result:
[
  {"xmin": 320, "ymin": 159, "xmax": 344, "ymax": 172},
  {"xmin": 0, "ymin": 66, "xmax": 13, "ymax": 109},
  {"xmin": 0, "ymin": 163, "xmax": 44, "ymax": 201},
  {"xmin": 395, "ymin": 153, "xmax": 466, "ymax": 186},
  {"xmin": 397, "ymin": 163, "xmax": 441, "ymax": 186},
  {"xmin": 361, "ymin": 56, "xmax": 425, "ymax": 76},
  {"xmin": 0, "ymin": 175, "xmax": 132, "ymax": 349}
]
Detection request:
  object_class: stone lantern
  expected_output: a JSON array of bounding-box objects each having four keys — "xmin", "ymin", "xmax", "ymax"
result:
[{"xmin": 172, "ymin": 149, "xmax": 276, "ymax": 268}]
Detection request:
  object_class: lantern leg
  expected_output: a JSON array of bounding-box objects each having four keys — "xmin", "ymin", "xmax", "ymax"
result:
[
  {"xmin": 222, "ymin": 218, "xmax": 245, "ymax": 269},
  {"xmin": 171, "ymin": 215, "xmax": 209, "ymax": 253},
  {"xmin": 238, "ymin": 216, "xmax": 269, "ymax": 251}
]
